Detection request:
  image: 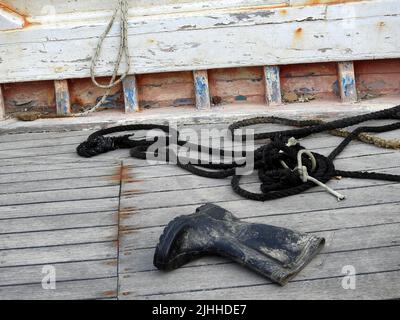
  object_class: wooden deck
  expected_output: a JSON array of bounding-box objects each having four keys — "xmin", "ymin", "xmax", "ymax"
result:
[{"xmin": 0, "ymin": 120, "xmax": 399, "ymax": 300}]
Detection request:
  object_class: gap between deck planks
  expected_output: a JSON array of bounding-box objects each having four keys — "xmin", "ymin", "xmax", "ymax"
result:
[
  {"xmin": 0, "ymin": 142, "xmax": 122, "ymax": 299},
  {"xmin": 114, "ymin": 123, "xmax": 400, "ymax": 300},
  {"xmin": 0, "ymin": 124, "xmax": 399, "ymax": 299}
]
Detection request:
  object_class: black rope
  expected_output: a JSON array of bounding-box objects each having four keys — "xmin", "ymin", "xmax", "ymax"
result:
[{"xmin": 77, "ymin": 105, "xmax": 400, "ymax": 202}]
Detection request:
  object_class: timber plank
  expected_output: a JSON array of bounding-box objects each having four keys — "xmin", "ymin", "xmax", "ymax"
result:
[
  {"xmin": 134, "ymin": 270, "xmax": 400, "ymax": 300},
  {"xmin": 0, "ymin": 226, "xmax": 118, "ymax": 250},
  {"xmin": 121, "ymin": 165, "xmax": 400, "ymax": 199},
  {"xmin": 0, "ymin": 161, "xmax": 118, "ymax": 175},
  {"xmin": 0, "ymin": 186, "xmax": 120, "ymax": 207},
  {"xmin": 120, "ymin": 202, "xmax": 400, "ymax": 273},
  {"xmin": 0, "ymin": 166, "xmax": 120, "ymax": 184},
  {"xmin": 1, "ymin": 1, "xmax": 399, "ymax": 82},
  {"xmin": 119, "ymin": 245, "xmax": 400, "ymax": 298},
  {"xmin": 0, "ymin": 177, "xmax": 119, "ymax": 194},
  {"xmin": 0, "ymin": 197, "xmax": 119, "ymax": 220},
  {"xmin": 0, "ymin": 211, "xmax": 117, "ymax": 235},
  {"xmin": 120, "ymin": 200, "xmax": 400, "ymax": 251},
  {"xmin": 0, "ymin": 242, "xmax": 117, "ymax": 268},
  {"xmin": 0, "ymin": 259, "xmax": 117, "ymax": 287},
  {"xmin": 0, "ymin": 277, "xmax": 118, "ymax": 300},
  {"xmin": 119, "ymin": 178, "xmax": 400, "ymax": 212}
]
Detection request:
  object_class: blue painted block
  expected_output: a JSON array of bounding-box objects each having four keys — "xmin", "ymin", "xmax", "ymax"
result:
[
  {"xmin": 123, "ymin": 75, "xmax": 140, "ymax": 113},
  {"xmin": 193, "ymin": 70, "xmax": 211, "ymax": 110},
  {"xmin": 264, "ymin": 66, "xmax": 282, "ymax": 106}
]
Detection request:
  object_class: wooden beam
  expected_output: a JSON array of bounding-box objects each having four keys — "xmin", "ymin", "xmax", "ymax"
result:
[
  {"xmin": 264, "ymin": 66, "xmax": 282, "ymax": 106},
  {"xmin": 193, "ymin": 70, "xmax": 211, "ymax": 110},
  {"xmin": 1, "ymin": 0, "xmax": 399, "ymax": 83},
  {"xmin": 54, "ymin": 80, "xmax": 71, "ymax": 116},
  {"xmin": 0, "ymin": 84, "xmax": 5, "ymax": 120},
  {"xmin": 122, "ymin": 75, "xmax": 140, "ymax": 113},
  {"xmin": 338, "ymin": 61, "xmax": 358, "ymax": 103}
]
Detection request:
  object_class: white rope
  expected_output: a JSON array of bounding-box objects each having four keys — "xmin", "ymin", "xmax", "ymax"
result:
[
  {"xmin": 75, "ymin": 0, "xmax": 130, "ymax": 117},
  {"xmin": 281, "ymin": 137, "xmax": 346, "ymax": 201}
]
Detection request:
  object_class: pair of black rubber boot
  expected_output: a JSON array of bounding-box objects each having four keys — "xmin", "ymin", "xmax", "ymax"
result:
[{"xmin": 154, "ymin": 203, "xmax": 324, "ymax": 286}]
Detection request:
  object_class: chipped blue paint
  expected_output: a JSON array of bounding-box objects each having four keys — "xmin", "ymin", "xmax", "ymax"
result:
[
  {"xmin": 194, "ymin": 72, "xmax": 210, "ymax": 109},
  {"xmin": 342, "ymin": 74, "xmax": 355, "ymax": 97},
  {"xmin": 195, "ymin": 76, "xmax": 207, "ymax": 97},
  {"xmin": 338, "ymin": 62, "xmax": 357, "ymax": 102},
  {"xmin": 123, "ymin": 76, "xmax": 139, "ymax": 112},
  {"xmin": 235, "ymin": 95, "xmax": 247, "ymax": 101},
  {"xmin": 264, "ymin": 66, "xmax": 282, "ymax": 105}
]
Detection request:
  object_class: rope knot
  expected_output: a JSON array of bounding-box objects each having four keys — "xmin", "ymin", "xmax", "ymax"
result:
[{"xmin": 77, "ymin": 134, "xmax": 133, "ymax": 157}]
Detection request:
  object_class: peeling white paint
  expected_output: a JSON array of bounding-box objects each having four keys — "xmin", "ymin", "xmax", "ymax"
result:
[
  {"xmin": 0, "ymin": 8, "xmax": 24, "ymax": 31},
  {"xmin": 0, "ymin": 0, "xmax": 399, "ymax": 83}
]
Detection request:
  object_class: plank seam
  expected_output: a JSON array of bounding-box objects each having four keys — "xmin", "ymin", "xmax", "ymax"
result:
[
  {"xmin": 124, "ymin": 244, "xmax": 400, "ymax": 275},
  {"xmin": 136, "ymin": 269, "xmax": 400, "ymax": 298}
]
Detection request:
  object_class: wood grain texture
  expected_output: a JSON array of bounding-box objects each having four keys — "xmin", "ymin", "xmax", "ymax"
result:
[
  {"xmin": 0, "ymin": 0, "xmax": 399, "ymax": 83},
  {"xmin": 0, "ymin": 123, "xmax": 399, "ymax": 300},
  {"xmin": 0, "ymin": 277, "xmax": 118, "ymax": 300},
  {"xmin": 0, "ymin": 84, "xmax": 4, "ymax": 120},
  {"xmin": 208, "ymin": 67, "xmax": 265, "ymax": 104}
]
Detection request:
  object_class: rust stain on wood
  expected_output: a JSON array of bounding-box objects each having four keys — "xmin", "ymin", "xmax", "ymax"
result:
[
  {"xmin": 102, "ymin": 290, "xmax": 117, "ymax": 298},
  {"xmin": 109, "ymin": 164, "xmax": 139, "ymax": 184},
  {"xmin": 300, "ymin": 0, "xmax": 362, "ymax": 6},
  {"xmin": 0, "ymin": 1, "xmax": 38, "ymax": 29},
  {"xmin": 104, "ymin": 260, "xmax": 118, "ymax": 267},
  {"xmin": 122, "ymin": 189, "xmax": 141, "ymax": 196},
  {"xmin": 377, "ymin": 21, "xmax": 386, "ymax": 30},
  {"xmin": 279, "ymin": 9, "xmax": 288, "ymax": 15},
  {"xmin": 294, "ymin": 27, "xmax": 303, "ymax": 38},
  {"xmin": 119, "ymin": 207, "xmax": 137, "ymax": 219}
]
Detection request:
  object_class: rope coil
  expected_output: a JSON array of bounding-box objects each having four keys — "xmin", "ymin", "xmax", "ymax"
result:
[
  {"xmin": 77, "ymin": 105, "xmax": 400, "ymax": 202},
  {"xmin": 75, "ymin": 0, "xmax": 130, "ymax": 117}
]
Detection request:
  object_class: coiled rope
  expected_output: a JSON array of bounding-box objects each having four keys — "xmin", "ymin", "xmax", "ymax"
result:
[
  {"xmin": 77, "ymin": 105, "xmax": 400, "ymax": 202},
  {"xmin": 75, "ymin": 0, "xmax": 130, "ymax": 116}
]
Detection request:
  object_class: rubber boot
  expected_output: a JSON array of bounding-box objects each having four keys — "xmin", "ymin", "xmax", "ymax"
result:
[{"xmin": 154, "ymin": 203, "xmax": 325, "ymax": 286}]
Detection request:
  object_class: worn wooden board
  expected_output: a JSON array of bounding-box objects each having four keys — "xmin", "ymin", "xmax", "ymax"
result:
[
  {"xmin": 0, "ymin": 131, "xmax": 121, "ymax": 299},
  {"xmin": 0, "ymin": 124, "xmax": 399, "ymax": 300},
  {"xmin": 0, "ymin": 259, "xmax": 117, "ymax": 287},
  {"xmin": 0, "ymin": 277, "xmax": 118, "ymax": 300},
  {"xmin": 122, "ymin": 207, "xmax": 400, "ymax": 275},
  {"xmin": 0, "ymin": 241, "xmax": 118, "ymax": 268},
  {"xmin": 136, "ymin": 270, "xmax": 400, "ymax": 300},
  {"xmin": 0, "ymin": 211, "xmax": 117, "ymax": 234},
  {"xmin": 120, "ymin": 244, "xmax": 400, "ymax": 298},
  {"xmin": 1, "ymin": 0, "xmax": 399, "ymax": 83}
]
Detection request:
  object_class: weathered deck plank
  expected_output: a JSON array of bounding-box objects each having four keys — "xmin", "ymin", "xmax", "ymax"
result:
[
  {"xmin": 1, "ymin": 0, "xmax": 399, "ymax": 83},
  {"xmin": 0, "ymin": 148, "xmax": 120, "ymax": 300},
  {"xmin": 137, "ymin": 270, "xmax": 400, "ymax": 300},
  {"xmin": 0, "ymin": 278, "xmax": 118, "ymax": 300},
  {"xmin": 120, "ymin": 245, "xmax": 400, "ymax": 298},
  {"xmin": 0, "ymin": 122, "xmax": 398, "ymax": 300}
]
